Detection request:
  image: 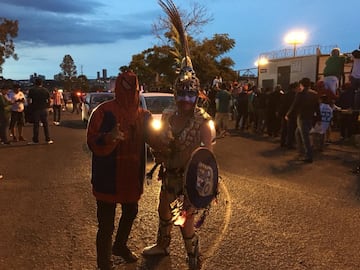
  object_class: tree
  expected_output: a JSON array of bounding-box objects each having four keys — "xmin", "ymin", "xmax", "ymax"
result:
[
  {"xmin": 0, "ymin": 18, "xmax": 18, "ymax": 74},
  {"xmin": 130, "ymin": 34, "xmax": 237, "ymax": 89},
  {"xmin": 76, "ymin": 74, "xmax": 89, "ymax": 92},
  {"xmin": 60, "ymin": 54, "xmax": 77, "ymax": 78},
  {"xmin": 152, "ymin": 2, "xmax": 212, "ymax": 43},
  {"xmin": 130, "ymin": 1, "xmax": 238, "ymax": 89},
  {"xmin": 130, "ymin": 45, "xmax": 177, "ymax": 91},
  {"xmin": 59, "ymin": 54, "xmax": 77, "ymax": 90},
  {"xmin": 192, "ymin": 34, "xmax": 237, "ymax": 84}
]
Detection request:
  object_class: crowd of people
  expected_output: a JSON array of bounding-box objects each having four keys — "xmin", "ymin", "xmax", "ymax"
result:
[
  {"xmin": 0, "ymin": 78, "xmax": 87, "ymax": 146},
  {"xmin": 0, "ymin": 78, "xmax": 56, "ymax": 145},
  {"xmin": 195, "ymin": 46, "xmax": 360, "ymax": 165}
]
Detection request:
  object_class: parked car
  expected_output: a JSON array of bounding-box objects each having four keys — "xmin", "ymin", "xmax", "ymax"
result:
[
  {"xmin": 81, "ymin": 92, "xmax": 115, "ymax": 123},
  {"xmin": 140, "ymin": 92, "xmax": 175, "ymax": 130}
]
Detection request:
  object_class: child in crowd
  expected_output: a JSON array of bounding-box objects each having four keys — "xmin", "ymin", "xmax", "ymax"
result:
[{"xmin": 310, "ymin": 95, "xmax": 333, "ymax": 151}]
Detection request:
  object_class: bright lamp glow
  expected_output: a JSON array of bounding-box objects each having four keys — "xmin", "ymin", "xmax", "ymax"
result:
[
  {"xmin": 151, "ymin": 119, "xmax": 162, "ymax": 131},
  {"xmin": 284, "ymin": 31, "xmax": 307, "ymax": 45},
  {"xmin": 284, "ymin": 30, "xmax": 307, "ymax": 57},
  {"xmin": 255, "ymin": 57, "xmax": 269, "ymax": 67}
]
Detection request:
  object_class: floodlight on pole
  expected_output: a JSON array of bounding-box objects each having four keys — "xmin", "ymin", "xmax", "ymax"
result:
[{"xmin": 284, "ymin": 31, "xmax": 306, "ymax": 57}]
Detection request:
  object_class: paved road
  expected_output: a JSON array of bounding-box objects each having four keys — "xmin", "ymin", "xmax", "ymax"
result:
[{"xmin": 0, "ymin": 111, "xmax": 360, "ymax": 270}]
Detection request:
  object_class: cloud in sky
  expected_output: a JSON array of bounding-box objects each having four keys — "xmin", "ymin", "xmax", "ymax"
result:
[
  {"xmin": 1, "ymin": 0, "xmax": 155, "ymax": 46},
  {"xmin": 1, "ymin": 0, "xmax": 101, "ymax": 14},
  {"xmin": 1, "ymin": 0, "xmax": 162, "ymax": 79}
]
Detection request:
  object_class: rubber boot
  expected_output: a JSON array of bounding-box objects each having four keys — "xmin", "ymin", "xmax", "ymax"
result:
[
  {"xmin": 142, "ymin": 218, "xmax": 172, "ymax": 256},
  {"xmin": 184, "ymin": 234, "xmax": 201, "ymax": 270}
]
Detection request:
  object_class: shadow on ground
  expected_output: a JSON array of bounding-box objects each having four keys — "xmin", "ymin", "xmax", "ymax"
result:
[{"xmin": 60, "ymin": 119, "xmax": 87, "ymax": 129}]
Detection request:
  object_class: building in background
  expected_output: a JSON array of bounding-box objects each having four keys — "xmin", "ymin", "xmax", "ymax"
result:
[{"xmin": 257, "ymin": 45, "xmax": 353, "ymax": 90}]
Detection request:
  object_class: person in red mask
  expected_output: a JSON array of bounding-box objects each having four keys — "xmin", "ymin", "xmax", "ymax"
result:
[{"xmin": 87, "ymin": 69, "xmax": 153, "ymax": 270}]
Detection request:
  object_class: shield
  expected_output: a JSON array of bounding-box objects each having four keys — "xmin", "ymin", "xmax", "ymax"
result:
[{"xmin": 184, "ymin": 147, "xmax": 219, "ymax": 209}]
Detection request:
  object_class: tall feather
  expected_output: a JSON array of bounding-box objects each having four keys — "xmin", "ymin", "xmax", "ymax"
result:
[{"xmin": 158, "ymin": 0, "xmax": 193, "ymax": 69}]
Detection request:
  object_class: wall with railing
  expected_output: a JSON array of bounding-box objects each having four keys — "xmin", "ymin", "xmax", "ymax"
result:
[{"xmin": 258, "ymin": 44, "xmax": 339, "ymax": 60}]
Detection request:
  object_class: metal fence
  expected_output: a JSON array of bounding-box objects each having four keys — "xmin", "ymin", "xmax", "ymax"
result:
[{"xmin": 258, "ymin": 44, "xmax": 338, "ymax": 60}]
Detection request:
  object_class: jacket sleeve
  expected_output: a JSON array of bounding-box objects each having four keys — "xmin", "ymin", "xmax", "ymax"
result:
[
  {"xmin": 286, "ymin": 92, "xmax": 299, "ymax": 118},
  {"xmin": 143, "ymin": 110, "xmax": 153, "ymax": 143},
  {"xmin": 87, "ymin": 106, "xmax": 119, "ymax": 157},
  {"xmin": 0, "ymin": 95, "xmax": 12, "ymax": 112}
]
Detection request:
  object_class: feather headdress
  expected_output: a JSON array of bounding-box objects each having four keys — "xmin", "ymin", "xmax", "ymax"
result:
[{"xmin": 158, "ymin": 0, "xmax": 200, "ymax": 92}]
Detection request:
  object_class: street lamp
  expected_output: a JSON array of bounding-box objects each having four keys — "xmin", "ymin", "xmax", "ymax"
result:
[
  {"xmin": 254, "ymin": 57, "xmax": 269, "ymax": 67},
  {"xmin": 255, "ymin": 57, "xmax": 269, "ymax": 88},
  {"xmin": 284, "ymin": 31, "xmax": 306, "ymax": 57}
]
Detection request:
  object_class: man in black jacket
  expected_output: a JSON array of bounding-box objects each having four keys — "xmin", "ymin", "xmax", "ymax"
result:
[
  {"xmin": 285, "ymin": 78, "xmax": 320, "ymax": 163},
  {"xmin": 279, "ymin": 82, "xmax": 300, "ymax": 148},
  {"xmin": 27, "ymin": 78, "xmax": 53, "ymax": 144},
  {"xmin": 234, "ymin": 87, "xmax": 249, "ymax": 130}
]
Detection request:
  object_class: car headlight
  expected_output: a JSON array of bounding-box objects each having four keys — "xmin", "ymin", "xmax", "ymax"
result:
[
  {"xmin": 151, "ymin": 119, "xmax": 162, "ymax": 131},
  {"xmin": 208, "ymin": 119, "xmax": 216, "ymax": 144}
]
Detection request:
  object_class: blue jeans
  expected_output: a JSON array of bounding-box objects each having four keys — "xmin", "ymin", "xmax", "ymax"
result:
[
  {"xmin": 32, "ymin": 109, "xmax": 50, "ymax": 142},
  {"xmin": 295, "ymin": 117, "xmax": 313, "ymax": 159}
]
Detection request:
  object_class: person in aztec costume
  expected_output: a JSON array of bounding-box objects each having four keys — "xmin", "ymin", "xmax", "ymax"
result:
[{"xmin": 142, "ymin": 1, "xmax": 217, "ymax": 269}]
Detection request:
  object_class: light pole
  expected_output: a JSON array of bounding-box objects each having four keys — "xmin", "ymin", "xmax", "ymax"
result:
[{"xmin": 284, "ymin": 31, "xmax": 306, "ymax": 57}]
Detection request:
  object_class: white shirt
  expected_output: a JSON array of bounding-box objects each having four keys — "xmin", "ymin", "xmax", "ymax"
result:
[
  {"xmin": 319, "ymin": 103, "xmax": 333, "ymax": 134},
  {"xmin": 351, "ymin": 58, "xmax": 360, "ymax": 79},
  {"xmin": 11, "ymin": 91, "xmax": 26, "ymax": 112}
]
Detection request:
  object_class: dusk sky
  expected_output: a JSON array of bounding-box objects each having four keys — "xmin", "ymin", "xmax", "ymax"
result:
[{"xmin": 1, "ymin": 0, "xmax": 359, "ymax": 80}]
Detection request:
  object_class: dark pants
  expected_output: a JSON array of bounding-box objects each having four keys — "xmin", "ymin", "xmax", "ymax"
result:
[
  {"xmin": 235, "ymin": 109, "xmax": 248, "ymax": 130},
  {"xmin": 351, "ymin": 76, "xmax": 360, "ymax": 90},
  {"xmin": 280, "ymin": 117, "xmax": 296, "ymax": 148},
  {"xmin": 295, "ymin": 117, "xmax": 313, "ymax": 159},
  {"xmin": 339, "ymin": 112, "xmax": 357, "ymax": 139},
  {"xmin": 32, "ymin": 109, "xmax": 50, "ymax": 142},
  {"xmin": 96, "ymin": 200, "xmax": 138, "ymax": 270},
  {"xmin": 352, "ymin": 77, "xmax": 360, "ymax": 110},
  {"xmin": 267, "ymin": 112, "xmax": 281, "ymax": 136},
  {"xmin": 256, "ymin": 108, "xmax": 266, "ymax": 134},
  {"xmin": 53, "ymin": 105, "xmax": 61, "ymax": 122},
  {"xmin": 0, "ymin": 114, "xmax": 9, "ymax": 143},
  {"xmin": 9, "ymin": 111, "xmax": 25, "ymax": 129},
  {"xmin": 247, "ymin": 110, "xmax": 257, "ymax": 130},
  {"xmin": 72, "ymin": 101, "xmax": 80, "ymax": 114}
]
